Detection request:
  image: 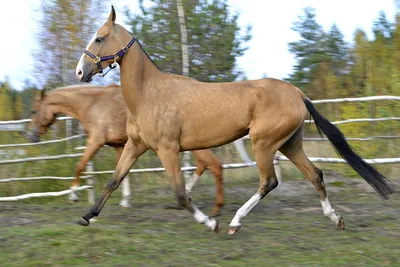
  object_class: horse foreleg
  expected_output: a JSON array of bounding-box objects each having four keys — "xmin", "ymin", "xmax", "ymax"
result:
[
  {"xmin": 75, "ymin": 139, "xmax": 148, "ymax": 226},
  {"xmin": 69, "ymin": 140, "xmax": 101, "ymax": 203},
  {"xmin": 228, "ymin": 143, "xmax": 278, "ymax": 235},
  {"xmin": 116, "ymin": 146, "xmax": 132, "ymax": 208},
  {"xmin": 158, "ymin": 147, "xmax": 220, "ymax": 233}
]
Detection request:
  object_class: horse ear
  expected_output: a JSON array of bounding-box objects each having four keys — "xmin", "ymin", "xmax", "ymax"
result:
[{"xmin": 107, "ymin": 5, "xmax": 116, "ymax": 24}]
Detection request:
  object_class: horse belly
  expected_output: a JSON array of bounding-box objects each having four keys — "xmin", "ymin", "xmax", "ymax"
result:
[{"xmin": 179, "ymin": 118, "xmax": 249, "ymax": 150}]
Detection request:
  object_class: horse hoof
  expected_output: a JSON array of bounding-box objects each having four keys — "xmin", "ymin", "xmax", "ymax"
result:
[
  {"xmin": 213, "ymin": 220, "xmax": 221, "ymax": 234},
  {"xmin": 337, "ymin": 215, "xmax": 345, "ymax": 230},
  {"xmin": 68, "ymin": 199, "xmax": 79, "ymax": 204},
  {"xmin": 228, "ymin": 225, "xmax": 241, "ymax": 235},
  {"xmin": 75, "ymin": 217, "xmax": 90, "ymax": 226}
]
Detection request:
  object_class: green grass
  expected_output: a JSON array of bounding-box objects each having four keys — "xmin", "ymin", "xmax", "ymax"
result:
[{"xmin": 0, "ymin": 174, "xmax": 399, "ymax": 267}]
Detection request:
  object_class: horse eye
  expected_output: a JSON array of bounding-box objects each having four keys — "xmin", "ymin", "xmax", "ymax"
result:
[
  {"xmin": 95, "ymin": 37, "xmax": 104, "ymax": 43},
  {"xmin": 31, "ymin": 110, "xmax": 36, "ymax": 115}
]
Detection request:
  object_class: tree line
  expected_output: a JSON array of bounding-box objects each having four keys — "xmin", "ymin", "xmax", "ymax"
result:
[{"xmin": 0, "ymin": 1, "xmax": 398, "ymax": 121}]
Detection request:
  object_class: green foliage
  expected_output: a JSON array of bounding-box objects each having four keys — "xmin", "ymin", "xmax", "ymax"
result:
[
  {"xmin": 34, "ymin": 0, "xmax": 109, "ymax": 88},
  {"xmin": 125, "ymin": 0, "xmax": 252, "ymax": 82},
  {"xmin": 287, "ymin": 7, "xmax": 349, "ymax": 99},
  {"xmin": 288, "ymin": 8, "xmax": 399, "ymax": 178}
]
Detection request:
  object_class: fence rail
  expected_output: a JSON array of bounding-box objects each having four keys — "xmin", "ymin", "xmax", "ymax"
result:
[
  {"xmin": 0, "ymin": 134, "xmax": 85, "ymax": 148},
  {"xmin": 0, "ymin": 95, "xmax": 399, "ymax": 202},
  {"xmin": 0, "ymin": 175, "xmax": 91, "ymax": 183},
  {"xmin": 0, "ymin": 185, "xmax": 92, "ymax": 202},
  {"xmin": 0, "ymin": 153, "xmax": 83, "ymax": 165}
]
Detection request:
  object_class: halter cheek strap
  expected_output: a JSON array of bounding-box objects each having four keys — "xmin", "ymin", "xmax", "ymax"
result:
[{"xmin": 84, "ymin": 37, "xmax": 136, "ymax": 77}]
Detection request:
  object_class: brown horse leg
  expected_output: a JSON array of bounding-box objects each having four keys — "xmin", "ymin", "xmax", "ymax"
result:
[
  {"xmin": 76, "ymin": 139, "xmax": 148, "ymax": 226},
  {"xmin": 69, "ymin": 140, "xmax": 102, "ymax": 203},
  {"xmin": 115, "ymin": 146, "xmax": 132, "ymax": 208},
  {"xmin": 279, "ymin": 128, "xmax": 345, "ymax": 229},
  {"xmin": 228, "ymin": 144, "xmax": 278, "ymax": 235},
  {"xmin": 157, "ymin": 147, "xmax": 220, "ymax": 233},
  {"xmin": 192, "ymin": 150, "xmax": 224, "ymax": 216}
]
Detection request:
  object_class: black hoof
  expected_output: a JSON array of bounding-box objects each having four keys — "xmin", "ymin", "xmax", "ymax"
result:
[
  {"xmin": 75, "ymin": 217, "xmax": 90, "ymax": 226},
  {"xmin": 337, "ymin": 215, "xmax": 345, "ymax": 230}
]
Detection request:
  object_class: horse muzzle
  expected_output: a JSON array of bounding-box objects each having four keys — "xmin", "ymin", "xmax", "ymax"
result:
[
  {"xmin": 26, "ymin": 129, "xmax": 41, "ymax": 143},
  {"xmin": 76, "ymin": 56, "xmax": 94, "ymax": 83}
]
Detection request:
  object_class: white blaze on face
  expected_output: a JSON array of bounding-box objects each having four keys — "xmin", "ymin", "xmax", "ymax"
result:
[{"xmin": 76, "ymin": 31, "xmax": 98, "ymax": 79}]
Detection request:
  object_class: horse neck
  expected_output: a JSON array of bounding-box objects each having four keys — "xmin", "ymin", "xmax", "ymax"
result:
[
  {"xmin": 119, "ymin": 39, "xmax": 161, "ymax": 110},
  {"xmin": 46, "ymin": 91, "xmax": 91, "ymax": 122}
]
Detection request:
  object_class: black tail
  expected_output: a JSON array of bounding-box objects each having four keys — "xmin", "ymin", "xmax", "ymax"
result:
[{"xmin": 303, "ymin": 97, "xmax": 394, "ymax": 199}]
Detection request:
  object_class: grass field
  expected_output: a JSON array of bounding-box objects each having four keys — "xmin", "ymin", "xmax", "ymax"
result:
[{"xmin": 0, "ymin": 170, "xmax": 399, "ymax": 267}]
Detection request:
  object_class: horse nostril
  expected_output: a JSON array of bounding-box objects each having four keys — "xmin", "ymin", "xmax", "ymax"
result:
[{"xmin": 78, "ymin": 70, "xmax": 82, "ymax": 76}]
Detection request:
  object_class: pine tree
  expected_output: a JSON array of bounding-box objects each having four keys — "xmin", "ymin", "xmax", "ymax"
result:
[{"xmin": 125, "ymin": 0, "xmax": 252, "ymax": 82}]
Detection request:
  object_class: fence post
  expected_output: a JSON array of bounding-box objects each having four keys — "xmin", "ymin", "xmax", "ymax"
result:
[
  {"xmin": 182, "ymin": 151, "xmax": 192, "ymax": 181},
  {"xmin": 66, "ymin": 119, "xmax": 72, "ymax": 152},
  {"xmin": 86, "ymin": 160, "xmax": 95, "ymax": 204},
  {"xmin": 274, "ymin": 155, "xmax": 282, "ymax": 184}
]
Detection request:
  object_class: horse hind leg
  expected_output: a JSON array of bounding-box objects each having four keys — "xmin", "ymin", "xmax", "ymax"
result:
[
  {"xmin": 228, "ymin": 146, "xmax": 278, "ymax": 235},
  {"xmin": 69, "ymin": 140, "xmax": 101, "ymax": 203},
  {"xmin": 279, "ymin": 129, "xmax": 345, "ymax": 229},
  {"xmin": 191, "ymin": 150, "xmax": 224, "ymax": 216}
]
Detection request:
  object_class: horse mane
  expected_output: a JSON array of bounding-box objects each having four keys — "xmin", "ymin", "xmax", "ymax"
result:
[{"xmin": 128, "ymin": 30, "xmax": 161, "ymax": 71}]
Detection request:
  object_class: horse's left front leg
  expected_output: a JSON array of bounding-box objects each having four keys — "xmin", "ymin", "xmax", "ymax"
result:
[
  {"xmin": 75, "ymin": 139, "xmax": 148, "ymax": 226},
  {"xmin": 115, "ymin": 146, "xmax": 132, "ymax": 208},
  {"xmin": 157, "ymin": 147, "xmax": 220, "ymax": 233}
]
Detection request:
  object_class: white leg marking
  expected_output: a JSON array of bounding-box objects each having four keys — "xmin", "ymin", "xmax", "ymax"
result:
[
  {"xmin": 119, "ymin": 177, "xmax": 131, "ymax": 208},
  {"xmin": 193, "ymin": 204, "xmax": 217, "ymax": 230},
  {"xmin": 68, "ymin": 186, "xmax": 80, "ymax": 201},
  {"xmin": 229, "ymin": 193, "xmax": 261, "ymax": 227},
  {"xmin": 185, "ymin": 173, "xmax": 199, "ymax": 193},
  {"xmin": 320, "ymin": 198, "xmax": 340, "ymax": 224}
]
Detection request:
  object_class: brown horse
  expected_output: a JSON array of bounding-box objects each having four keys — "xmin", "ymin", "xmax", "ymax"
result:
[
  {"xmin": 26, "ymin": 85, "xmax": 224, "ymax": 214},
  {"xmin": 75, "ymin": 6, "xmax": 393, "ymax": 234}
]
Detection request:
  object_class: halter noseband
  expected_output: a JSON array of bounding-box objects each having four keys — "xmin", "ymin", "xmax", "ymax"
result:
[{"xmin": 84, "ymin": 37, "xmax": 136, "ymax": 77}]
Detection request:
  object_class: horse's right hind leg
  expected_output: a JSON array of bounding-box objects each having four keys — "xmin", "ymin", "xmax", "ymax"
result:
[
  {"xmin": 279, "ymin": 129, "xmax": 345, "ymax": 229},
  {"xmin": 191, "ymin": 149, "xmax": 224, "ymax": 216},
  {"xmin": 69, "ymin": 140, "xmax": 101, "ymax": 203}
]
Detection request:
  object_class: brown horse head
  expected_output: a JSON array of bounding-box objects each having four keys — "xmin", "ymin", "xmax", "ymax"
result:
[
  {"xmin": 26, "ymin": 88, "xmax": 57, "ymax": 142},
  {"xmin": 76, "ymin": 6, "xmax": 132, "ymax": 82}
]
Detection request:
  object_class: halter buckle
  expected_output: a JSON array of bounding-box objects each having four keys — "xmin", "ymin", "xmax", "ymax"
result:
[{"xmin": 93, "ymin": 57, "xmax": 101, "ymax": 64}]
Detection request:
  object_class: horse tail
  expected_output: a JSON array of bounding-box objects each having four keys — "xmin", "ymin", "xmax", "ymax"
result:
[{"xmin": 302, "ymin": 97, "xmax": 394, "ymax": 199}]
